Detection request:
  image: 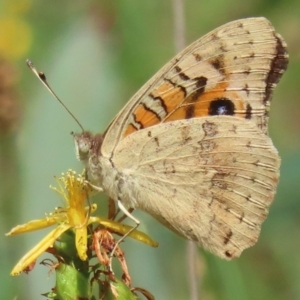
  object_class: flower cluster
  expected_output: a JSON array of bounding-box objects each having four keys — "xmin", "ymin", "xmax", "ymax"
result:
[{"xmin": 6, "ymin": 170, "xmax": 158, "ymax": 276}]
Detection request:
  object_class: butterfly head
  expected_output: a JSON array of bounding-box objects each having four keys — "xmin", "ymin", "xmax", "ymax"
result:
[{"xmin": 73, "ymin": 131, "xmax": 103, "ymax": 163}]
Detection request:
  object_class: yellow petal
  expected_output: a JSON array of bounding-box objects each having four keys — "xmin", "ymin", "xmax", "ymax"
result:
[
  {"xmin": 6, "ymin": 218, "xmax": 57, "ymax": 236},
  {"xmin": 11, "ymin": 223, "xmax": 70, "ymax": 276},
  {"xmin": 89, "ymin": 217, "xmax": 158, "ymax": 248},
  {"xmin": 75, "ymin": 226, "xmax": 88, "ymax": 261}
]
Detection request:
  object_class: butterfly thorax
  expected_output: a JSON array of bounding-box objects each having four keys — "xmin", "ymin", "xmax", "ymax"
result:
[{"xmin": 73, "ymin": 131, "xmax": 124, "ymax": 202}]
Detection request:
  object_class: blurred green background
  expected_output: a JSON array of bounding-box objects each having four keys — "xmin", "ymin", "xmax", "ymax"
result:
[{"xmin": 0, "ymin": 0, "xmax": 299, "ymax": 299}]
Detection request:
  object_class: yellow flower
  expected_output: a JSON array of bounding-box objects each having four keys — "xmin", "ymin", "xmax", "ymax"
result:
[{"xmin": 6, "ymin": 170, "xmax": 158, "ymax": 276}]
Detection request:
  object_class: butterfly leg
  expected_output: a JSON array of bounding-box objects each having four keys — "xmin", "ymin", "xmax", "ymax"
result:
[
  {"xmin": 86, "ymin": 180, "xmax": 140, "ymax": 272},
  {"xmin": 81, "ymin": 173, "xmax": 104, "ymax": 228},
  {"xmin": 86, "ymin": 181, "xmax": 104, "ymax": 193},
  {"xmin": 109, "ymin": 199, "xmax": 140, "ymax": 272},
  {"xmin": 108, "ymin": 197, "xmax": 117, "ymax": 220}
]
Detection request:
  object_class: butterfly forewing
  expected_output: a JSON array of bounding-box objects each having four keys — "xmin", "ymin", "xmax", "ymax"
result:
[{"xmin": 101, "ymin": 17, "xmax": 288, "ymax": 156}]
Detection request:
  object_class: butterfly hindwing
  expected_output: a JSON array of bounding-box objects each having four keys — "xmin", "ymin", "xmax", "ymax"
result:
[{"xmin": 112, "ymin": 116, "xmax": 280, "ymax": 259}]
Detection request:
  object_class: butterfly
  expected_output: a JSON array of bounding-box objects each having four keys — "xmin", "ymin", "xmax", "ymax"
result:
[{"xmin": 73, "ymin": 17, "xmax": 288, "ymax": 260}]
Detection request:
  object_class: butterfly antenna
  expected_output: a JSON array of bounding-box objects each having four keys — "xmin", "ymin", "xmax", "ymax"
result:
[{"xmin": 26, "ymin": 59, "xmax": 85, "ymax": 132}]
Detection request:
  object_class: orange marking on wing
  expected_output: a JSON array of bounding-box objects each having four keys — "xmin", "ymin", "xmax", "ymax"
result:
[
  {"xmin": 165, "ymin": 104, "xmax": 207, "ymax": 121},
  {"xmin": 135, "ymin": 104, "xmax": 161, "ymax": 127},
  {"xmin": 151, "ymin": 83, "xmax": 186, "ymax": 114},
  {"xmin": 124, "ymin": 123, "xmax": 138, "ymax": 137},
  {"xmin": 124, "ymin": 81, "xmax": 248, "ymax": 138},
  {"xmin": 123, "ymin": 82, "xmax": 186, "ymax": 137},
  {"xmin": 166, "ymin": 82, "xmax": 246, "ymax": 121}
]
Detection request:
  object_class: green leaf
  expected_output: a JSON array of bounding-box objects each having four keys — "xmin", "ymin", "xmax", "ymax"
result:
[
  {"xmin": 110, "ymin": 279, "xmax": 137, "ymax": 300},
  {"xmin": 55, "ymin": 262, "xmax": 91, "ymax": 300}
]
